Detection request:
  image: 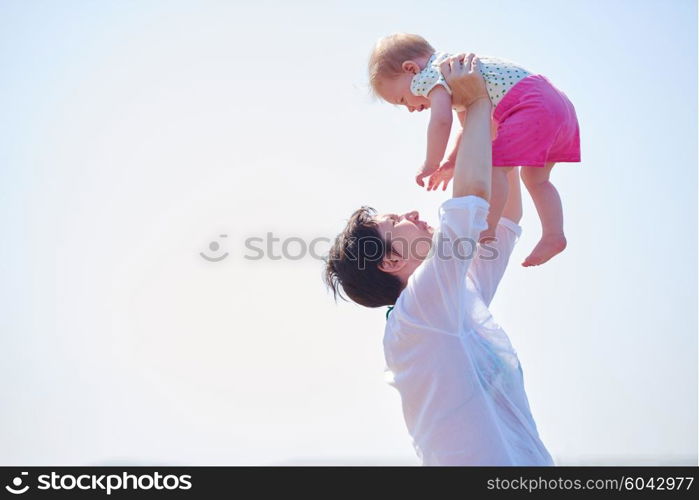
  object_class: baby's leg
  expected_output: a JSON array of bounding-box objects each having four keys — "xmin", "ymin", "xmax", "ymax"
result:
[
  {"xmin": 479, "ymin": 166, "xmax": 513, "ymax": 242},
  {"xmin": 520, "ymin": 162, "xmax": 567, "ymax": 266}
]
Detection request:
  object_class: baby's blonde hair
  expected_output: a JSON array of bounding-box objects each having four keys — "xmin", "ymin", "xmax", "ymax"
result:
[{"xmin": 368, "ymin": 33, "xmax": 435, "ymax": 95}]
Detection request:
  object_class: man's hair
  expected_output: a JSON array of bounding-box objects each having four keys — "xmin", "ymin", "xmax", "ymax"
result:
[
  {"xmin": 368, "ymin": 33, "xmax": 435, "ymax": 95},
  {"xmin": 323, "ymin": 207, "xmax": 404, "ymax": 308}
]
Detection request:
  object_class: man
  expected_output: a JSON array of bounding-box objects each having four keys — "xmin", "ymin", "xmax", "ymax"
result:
[{"xmin": 324, "ymin": 55, "xmax": 553, "ymax": 465}]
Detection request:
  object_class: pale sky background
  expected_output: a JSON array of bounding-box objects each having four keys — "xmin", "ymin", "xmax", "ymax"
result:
[{"xmin": 0, "ymin": 0, "xmax": 696, "ymax": 465}]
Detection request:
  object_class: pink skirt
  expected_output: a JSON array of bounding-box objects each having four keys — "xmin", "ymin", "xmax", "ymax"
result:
[{"xmin": 491, "ymin": 74, "xmax": 581, "ymax": 167}]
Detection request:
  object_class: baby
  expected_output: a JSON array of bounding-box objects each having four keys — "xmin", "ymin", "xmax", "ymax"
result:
[{"xmin": 368, "ymin": 33, "xmax": 581, "ymax": 266}]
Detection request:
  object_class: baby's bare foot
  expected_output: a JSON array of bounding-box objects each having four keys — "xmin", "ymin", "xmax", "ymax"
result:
[{"xmin": 522, "ymin": 234, "xmax": 567, "ymax": 267}]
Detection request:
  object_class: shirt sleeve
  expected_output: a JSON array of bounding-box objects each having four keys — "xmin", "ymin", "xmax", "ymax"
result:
[
  {"xmin": 393, "ymin": 196, "xmax": 489, "ymax": 336},
  {"xmin": 410, "ymin": 66, "xmax": 452, "ymax": 97},
  {"xmin": 467, "ymin": 217, "xmax": 522, "ymax": 307}
]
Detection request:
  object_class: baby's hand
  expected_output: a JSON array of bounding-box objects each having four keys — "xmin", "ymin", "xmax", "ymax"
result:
[
  {"xmin": 426, "ymin": 159, "xmax": 455, "ymax": 191},
  {"xmin": 415, "ymin": 162, "xmax": 439, "ymax": 187}
]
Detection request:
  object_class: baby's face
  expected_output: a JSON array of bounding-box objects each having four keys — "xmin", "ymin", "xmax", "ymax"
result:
[{"xmin": 378, "ymin": 74, "xmax": 431, "ymax": 113}]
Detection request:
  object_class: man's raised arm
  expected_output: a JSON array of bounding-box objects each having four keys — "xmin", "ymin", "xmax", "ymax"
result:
[{"xmin": 439, "ymin": 54, "xmax": 493, "ymax": 201}]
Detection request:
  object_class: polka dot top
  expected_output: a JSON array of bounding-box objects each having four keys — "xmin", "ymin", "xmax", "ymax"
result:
[{"xmin": 410, "ymin": 52, "xmax": 532, "ymax": 108}]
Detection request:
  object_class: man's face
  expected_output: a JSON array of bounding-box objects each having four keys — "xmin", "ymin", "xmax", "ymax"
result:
[{"xmin": 375, "ymin": 211, "xmax": 434, "ymax": 266}]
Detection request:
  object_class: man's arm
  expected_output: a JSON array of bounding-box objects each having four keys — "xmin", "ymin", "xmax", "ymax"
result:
[
  {"xmin": 393, "ymin": 56, "xmax": 494, "ymax": 335},
  {"xmin": 502, "ymin": 167, "xmax": 522, "ymax": 223},
  {"xmin": 469, "ymin": 168, "xmax": 523, "ymax": 306},
  {"xmin": 440, "ymin": 55, "xmax": 492, "ymax": 201},
  {"xmin": 452, "ymin": 99, "xmax": 491, "ymax": 200},
  {"xmin": 444, "ymin": 111, "xmax": 466, "ymax": 165}
]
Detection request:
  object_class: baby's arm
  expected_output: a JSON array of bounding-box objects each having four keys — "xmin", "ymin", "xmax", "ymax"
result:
[
  {"xmin": 415, "ymin": 86, "xmax": 453, "ymax": 187},
  {"xmin": 425, "ymin": 110, "xmax": 465, "ymax": 191}
]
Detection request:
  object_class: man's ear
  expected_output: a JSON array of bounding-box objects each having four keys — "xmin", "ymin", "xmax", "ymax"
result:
[
  {"xmin": 378, "ymin": 254, "xmax": 406, "ymax": 274},
  {"xmin": 401, "ymin": 60, "xmax": 420, "ymax": 75}
]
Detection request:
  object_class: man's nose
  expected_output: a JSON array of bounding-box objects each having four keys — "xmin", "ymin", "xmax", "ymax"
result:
[{"xmin": 405, "ymin": 211, "xmax": 419, "ymax": 221}]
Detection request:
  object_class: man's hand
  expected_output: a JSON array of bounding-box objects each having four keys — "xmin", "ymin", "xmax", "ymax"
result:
[
  {"xmin": 440, "ymin": 53, "xmax": 489, "ymax": 109},
  {"xmin": 426, "ymin": 159, "xmax": 455, "ymax": 191},
  {"xmin": 415, "ymin": 162, "xmax": 439, "ymax": 187}
]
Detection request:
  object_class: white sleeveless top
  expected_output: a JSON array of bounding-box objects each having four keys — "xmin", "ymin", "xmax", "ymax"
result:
[{"xmin": 410, "ymin": 52, "xmax": 532, "ymax": 107}]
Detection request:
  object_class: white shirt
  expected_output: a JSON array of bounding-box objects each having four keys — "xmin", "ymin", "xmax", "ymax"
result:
[{"xmin": 383, "ymin": 196, "xmax": 553, "ymax": 466}]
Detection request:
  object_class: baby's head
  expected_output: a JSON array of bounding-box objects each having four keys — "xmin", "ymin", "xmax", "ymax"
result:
[{"xmin": 369, "ymin": 33, "xmax": 435, "ymax": 112}]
